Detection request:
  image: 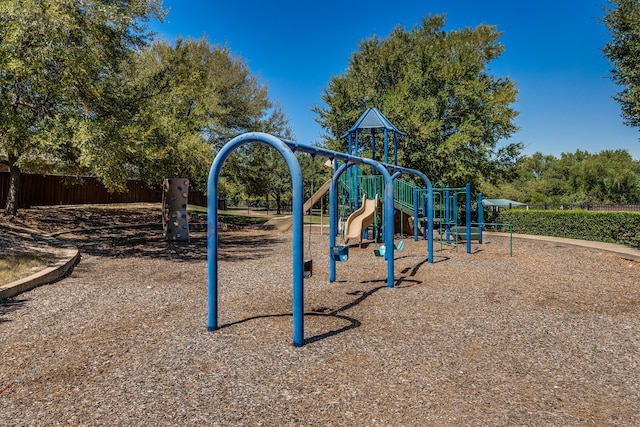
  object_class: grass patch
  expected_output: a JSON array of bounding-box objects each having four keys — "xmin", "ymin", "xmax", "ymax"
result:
[{"xmin": 0, "ymin": 254, "xmax": 52, "ymax": 286}]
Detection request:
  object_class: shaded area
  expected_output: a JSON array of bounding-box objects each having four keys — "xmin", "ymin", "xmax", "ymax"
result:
[
  {"xmin": 0, "ymin": 298, "xmax": 28, "ymax": 324},
  {"xmin": 215, "ymin": 284, "xmax": 391, "ymax": 345},
  {"xmin": 3, "ymin": 205, "xmax": 282, "ymax": 262}
]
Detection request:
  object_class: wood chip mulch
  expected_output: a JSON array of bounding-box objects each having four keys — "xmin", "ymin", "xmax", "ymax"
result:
[{"xmin": 1, "ymin": 206, "xmax": 639, "ymax": 426}]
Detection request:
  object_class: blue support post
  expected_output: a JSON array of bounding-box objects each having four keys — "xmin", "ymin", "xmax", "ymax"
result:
[
  {"xmin": 413, "ymin": 187, "xmax": 419, "ymax": 241},
  {"xmin": 466, "ymin": 183, "xmax": 471, "ymax": 254},
  {"xmin": 371, "ymin": 131, "xmax": 376, "ymax": 163},
  {"xmin": 383, "ymin": 129, "xmax": 389, "ymax": 164},
  {"xmin": 445, "ymin": 187, "xmax": 451, "ymax": 243},
  {"xmin": 329, "ymin": 162, "xmax": 350, "ymax": 283},
  {"xmin": 478, "ymin": 192, "xmax": 484, "ymax": 244},
  {"xmin": 381, "ymin": 167, "xmax": 395, "ymax": 287},
  {"xmin": 427, "ymin": 186, "xmax": 434, "ymax": 263},
  {"xmin": 423, "ymin": 192, "xmax": 428, "ymax": 241},
  {"xmin": 393, "ymin": 133, "xmax": 398, "ymax": 165},
  {"xmin": 354, "ymin": 131, "xmax": 360, "ymax": 209}
]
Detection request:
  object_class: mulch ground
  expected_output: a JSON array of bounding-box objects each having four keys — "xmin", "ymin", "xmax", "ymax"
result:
[{"xmin": 1, "ymin": 204, "xmax": 639, "ymax": 426}]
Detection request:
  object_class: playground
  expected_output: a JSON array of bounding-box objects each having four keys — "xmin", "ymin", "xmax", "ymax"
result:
[{"xmin": 1, "ymin": 204, "xmax": 639, "ymax": 425}]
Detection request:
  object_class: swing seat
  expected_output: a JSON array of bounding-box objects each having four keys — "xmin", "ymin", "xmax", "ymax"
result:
[
  {"xmin": 303, "ymin": 259, "xmax": 313, "ymax": 278},
  {"xmin": 373, "ymin": 245, "xmax": 386, "ymax": 257},
  {"xmin": 331, "ymin": 245, "xmax": 349, "ymax": 262},
  {"xmin": 373, "ymin": 241, "xmax": 404, "ymax": 257}
]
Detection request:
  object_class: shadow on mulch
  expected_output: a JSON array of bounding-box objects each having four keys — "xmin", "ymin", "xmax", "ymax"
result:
[
  {"xmin": 0, "ymin": 297, "xmax": 28, "ymax": 324},
  {"xmin": 216, "ymin": 285, "xmax": 387, "ymax": 345},
  {"xmin": 7, "ymin": 206, "xmax": 283, "ymax": 263},
  {"xmin": 54, "ymin": 227, "xmax": 284, "ymax": 262},
  {"xmin": 216, "ymin": 251, "xmax": 434, "ymax": 345}
]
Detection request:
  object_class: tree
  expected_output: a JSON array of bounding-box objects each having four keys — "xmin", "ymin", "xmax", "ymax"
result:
[
  {"xmin": 115, "ymin": 37, "xmax": 289, "ymax": 192},
  {"xmin": 483, "ymin": 149, "xmax": 640, "ymax": 205},
  {"xmin": 602, "ymin": 0, "xmax": 640, "ymax": 129},
  {"xmin": 0, "ymin": 0, "xmax": 165, "ymax": 215},
  {"xmin": 314, "ymin": 15, "xmax": 522, "ymax": 188}
]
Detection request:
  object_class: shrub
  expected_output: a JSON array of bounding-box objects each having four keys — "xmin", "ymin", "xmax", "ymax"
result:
[{"xmin": 495, "ymin": 209, "xmax": 640, "ymax": 247}]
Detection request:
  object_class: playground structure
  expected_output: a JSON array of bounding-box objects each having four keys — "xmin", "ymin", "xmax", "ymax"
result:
[
  {"xmin": 431, "ymin": 183, "xmax": 483, "ymax": 254},
  {"xmin": 207, "ymin": 109, "xmax": 493, "ymax": 347}
]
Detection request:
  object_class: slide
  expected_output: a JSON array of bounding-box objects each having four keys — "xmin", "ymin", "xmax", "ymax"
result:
[
  {"xmin": 263, "ymin": 178, "xmax": 332, "ymax": 231},
  {"xmin": 343, "ymin": 195, "xmax": 378, "ymax": 246}
]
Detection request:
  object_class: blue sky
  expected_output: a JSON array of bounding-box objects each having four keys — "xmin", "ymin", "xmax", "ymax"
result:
[{"xmin": 148, "ymin": 0, "xmax": 640, "ymax": 160}]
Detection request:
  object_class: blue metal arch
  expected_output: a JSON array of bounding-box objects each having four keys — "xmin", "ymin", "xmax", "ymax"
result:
[
  {"xmin": 207, "ymin": 132, "xmax": 305, "ymax": 347},
  {"xmin": 208, "ymin": 132, "xmax": 436, "ymax": 347},
  {"xmin": 387, "ymin": 168, "xmax": 434, "ymax": 263},
  {"xmin": 328, "ymin": 160, "xmax": 395, "ymax": 288}
]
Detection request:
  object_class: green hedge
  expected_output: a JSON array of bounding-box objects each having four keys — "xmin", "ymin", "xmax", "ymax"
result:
[{"xmin": 494, "ymin": 209, "xmax": 640, "ymax": 247}]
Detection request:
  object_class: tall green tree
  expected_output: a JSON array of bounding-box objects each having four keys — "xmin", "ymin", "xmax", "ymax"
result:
[
  {"xmin": 119, "ymin": 37, "xmax": 288, "ymax": 192},
  {"xmin": 314, "ymin": 15, "xmax": 522, "ymax": 188},
  {"xmin": 602, "ymin": 0, "xmax": 640, "ymax": 129},
  {"xmin": 0, "ymin": 0, "xmax": 165, "ymax": 215}
]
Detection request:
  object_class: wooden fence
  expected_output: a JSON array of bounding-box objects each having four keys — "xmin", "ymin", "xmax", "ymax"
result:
[{"xmin": 0, "ymin": 172, "xmax": 207, "ymax": 208}]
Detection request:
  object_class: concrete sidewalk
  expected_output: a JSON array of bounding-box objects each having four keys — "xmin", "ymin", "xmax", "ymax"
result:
[{"xmin": 484, "ymin": 231, "xmax": 640, "ymax": 261}]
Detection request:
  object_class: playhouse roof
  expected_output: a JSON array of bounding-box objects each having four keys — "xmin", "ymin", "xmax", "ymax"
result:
[{"xmin": 341, "ymin": 107, "xmax": 406, "ymax": 138}]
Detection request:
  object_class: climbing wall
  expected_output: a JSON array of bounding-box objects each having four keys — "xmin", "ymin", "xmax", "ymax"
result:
[{"xmin": 162, "ymin": 178, "xmax": 190, "ymax": 241}]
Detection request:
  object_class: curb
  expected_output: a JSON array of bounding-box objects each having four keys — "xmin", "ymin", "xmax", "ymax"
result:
[{"xmin": 0, "ymin": 246, "xmax": 80, "ymax": 299}]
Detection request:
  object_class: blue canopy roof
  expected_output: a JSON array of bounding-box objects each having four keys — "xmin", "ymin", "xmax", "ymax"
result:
[
  {"xmin": 341, "ymin": 107, "xmax": 406, "ymax": 138},
  {"xmin": 482, "ymin": 199, "xmax": 527, "ymax": 208}
]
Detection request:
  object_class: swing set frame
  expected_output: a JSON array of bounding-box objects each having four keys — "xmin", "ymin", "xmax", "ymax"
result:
[{"xmin": 207, "ymin": 132, "xmax": 434, "ymax": 347}]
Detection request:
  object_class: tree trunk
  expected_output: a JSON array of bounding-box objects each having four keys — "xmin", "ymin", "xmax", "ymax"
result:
[{"xmin": 4, "ymin": 153, "xmax": 21, "ymax": 216}]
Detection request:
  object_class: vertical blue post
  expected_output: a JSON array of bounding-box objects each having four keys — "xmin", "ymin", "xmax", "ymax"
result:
[
  {"xmin": 423, "ymin": 191, "xmax": 428, "ymax": 240},
  {"xmin": 413, "ymin": 187, "xmax": 419, "ymax": 241},
  {"xmin": 329, "ymin": 163, "xmax": 349, "ymax": 283},
  {"xmin": 371, "ymin": 131, "xmax": 376, "ymax": 163},
  {"xmin": 393, "ymin": 133, "xmax": 398, "ymax": 165},
  {"xmin": 382, "ymin": 168, "xmax": 395, "ymax": 288},
  {"xmin": 348, "ymin": 133, "xmax": 353, "ymax": 210},
  {"xmin": 466, "ymin": 183, "xmax": 471, "ymax": 254},
  {"xmin": 427, "ymin": 186, "xmax": 434, "ymax": 263},
  {"xmin": 478, "ymin": 192, "xmax": 484, "ymax": 244},
  {"xmin": 207, "ymin": 166, "xmax": 220, "ymax": 332},
  {"xmin": 383, "ymin": 129, "xmax": 389, "ymax": 164},
  {"xmin": 445, "ymin": 187, "xmax": 451, "ymax": 243},
  {"xmin": 354, "ymin": 131, "xmax": 360, "ymax": 209}
]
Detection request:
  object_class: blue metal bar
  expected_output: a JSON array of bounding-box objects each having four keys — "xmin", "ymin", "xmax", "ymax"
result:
[
  {"xmin": 329, "ymin": 162, "xmax": 351, "ymax": 283},
  {"xmin": 383, "ymin": 129, "xmax": 389, "ymax": 164},
  {"xmin": 208, "ymin": 132, "xmax": 305, "ymax": 347},
  {"xmin": 372, "ymin": 131, "xmax": 376, "ymax": 163},
  {"xmin": 466, "ymin": 183, "xmax": 471, "ymax": 254},
  {"xmin": 413, "ymin": 187, "xmax": 419, "ymax": 241},
  {"xmin": 393, "ymin": 132, "xmax": 398, "ymax": 165},
  {"xmin": 478, "ymin": 192, "xmax": 484, "ymax": 244},
  {"xmin": 445, "ymin": 187, "xmax": 451, "ymax": 243}
]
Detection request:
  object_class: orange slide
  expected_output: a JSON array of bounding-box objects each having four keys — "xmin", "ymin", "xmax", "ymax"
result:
[{"xmin": 343, "ymin": 195, "xmax": 378, "ymax": 246}]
